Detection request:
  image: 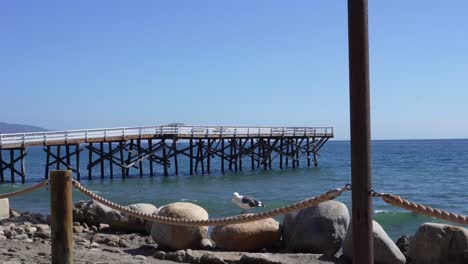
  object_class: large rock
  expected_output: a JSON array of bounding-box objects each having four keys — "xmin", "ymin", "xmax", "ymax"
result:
[
  {"xmin": 73, "ymin": 200, "xmax": 157, "ymax": 233},
  {"xmin": 108, "ymin": 203, "xmax": 157, "ymax": 233},
  {"xmin": 343, "ymin": 220, "xmax": 406, "ymax": 264},
  {"xmin": 73, "ymin": 200, "xmax": 114, "ymax": 226},
  {"xmin": 282, "ymin": 200, "xmax": 349, "ymax": 255},
  {"xmin": 407, "ymin": 223, "xmax": 468, "ymax": 264},
  {"xmin": 211, "ymin": 218, "xmax": 280, "ymax": 251},
  {"xmin": 151, "ymin": 202, "xmax": 208, "ymax": 250}
]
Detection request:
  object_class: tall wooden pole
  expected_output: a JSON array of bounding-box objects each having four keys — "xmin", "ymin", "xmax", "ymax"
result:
[
  {"xmin": 162, "ymin": 139, "xmax": 168, "ymax": 176},
  {"xmin": 88, "ymin": 143, "xmax": 92, "ymax": 180},
  {"xmin": 221, "ymin": 139, "xmax": 225, "ymax": 172},
  {"xmin": 21, "ymin": 148, "xmax": 26, "ymax": 184},
  {"xmin": 149, "ymin": 139, "xmax": 154, "ymax": 176},
  {"xmin": 76, "ymin": 144, "xmax": 81, "ymax": 181},
  {"xmin": 348, "ymin": 0, "xmax": 373, "ymax": 263},
  {"xmin": 10, "ymin": 149, "xmax": 14, "ymax": 183},
  {"xmin": 99, "ymin": 142, "xmax": 104, "ymax": 178},
  {"xmin": 173, "ymin": 139, "xmax": 178, "ymax": 175},
  {"xmin": 108, "ymin": 142, "xmax": 113, "ymax": 179},
  {"xmin": 189, "ymin": 138, "xmax": 193, "ymax": 175},
  {"xmin": 0, "ymin": 150, "xmax": 4, "ymax": 183},
  {"xmin": 119, "ymin": 142, "xmax": 125, "ymax": 178},
  {"xmin": 50, "ymin": 170, "xmax": 73, "ymax": 264},
  {"xmin": 250, "ymin": 138, "xmax": 255, "ymax": 170}
]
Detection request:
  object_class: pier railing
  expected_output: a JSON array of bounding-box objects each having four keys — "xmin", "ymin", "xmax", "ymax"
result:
[{"xmin": 0, "ymin": 125, "xmax": 333, "ymax": 149}]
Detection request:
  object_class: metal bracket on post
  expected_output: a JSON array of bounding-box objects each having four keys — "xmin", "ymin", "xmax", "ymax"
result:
[{"xmin": 50, "ymin": 170, "xmax": 74, "ymax": 264}]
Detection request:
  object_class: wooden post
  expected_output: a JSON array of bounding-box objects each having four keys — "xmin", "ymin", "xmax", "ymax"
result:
[
  {"xmin": 10, "ymin": 149, "xmax": 14, "ymax": 183},
  {"xmin": 76, "ymin": 144, "xmax": 81, "ymax": 181},
  {"xmin": 238, "ymin": 139, "xmax": 242, "ymax": 171},
  {"xmin": 291, "ymin": 139, "xmax": 296, "ymax": 168},
  {"xmin": 173, "ymin": 139, "xmax": 178, "ymax": 175},
  {"xmin": 66, "ymin": 145, "xmax": 71, "ymax": 168},
  {"xmin": 56, "ymin": 146, "xmax": 60, "ymax": 170},
  {"xmin": 119, "ymin": 141, "xmax": 125, "ymax": 178},
  {"xmin": 126, "ymin": 140, "xmax": 134, "ymax": 176},
  {"xmin": 207, "ymin": 139, "xmax": 211, "ymax": 174},
  {"xmin": 137, "ymin": 139, "xmax": 143, "ymax": 176},
  {"xmin": 99, "ymin": 142, "xmax": 104, "ymax": 178},
  {"xmin": 162, "ymin": 139, "xmax": 168, "ymax": 176},
  {"xmin": 313, "ymin": 141, "xmax": 318, "ymax": 167},
  {"xmin": 233, "ymin": 139, "xmax": 238, "ymax": 171},
  {"xmin": 0, "ymin": 150, "xmax": 4, "ymax": 183},
  {"xmin": 268, "ymin": 139, "xmax": 272, "ymax": 169},
  {"xmin": 221, "ymin": 139, "xmax": 225, "ymax": 172},
  {"xmin": 257, "ymin": 139, "xmax": 261, "ymax": 168},
  {"xmin": 295, "ymin": 138, "xmax": 299, "ymax": 167},
  {"xmin": 250, "ymin": 139, "xmax": 255, "ymax": 170},
  {"xmin": 199, "ymin": 139, "xmax": 205, "ymax": 174},
  {"xmin": 229, "ymin": 140, "xmax": 233, "ymax": 170},
  {"xmin": 307, "ymin": 137, "xmax": 311, "ymax": 167},
  {"xmin": 280, "ymin": 138, "xmax": 283, "ymax": 169},
  {"xmin": 45, "ymin": 146, "xmax": 51, "ymax": 179},
  {"xmin": 348, "ymin": 0, "xmax": 373, "ymax": 263},
  {"xmin": 148, "ymin": 139, "xmax": 154, "ymax": 176},
  {"xmin": 88, "ymin": 143, "xmax": 92, "ymax": 180},
  {"xmin": 262, "ymin": 139, "xmax": 267, "ymax": 170},
  {"xmin": 108, "ymin": 142, "xmax": 113, "ymax": 179},
  {"xmin": 189, "ymin": 138, "xmax": 193, "ymax": 175},
  {"xmin": 21, "ymin": 148, "xmax": 26, "ymax": 184},
  {"xmin": 50, "ymin": 170, "xmax": 73, "ymax": 264}
]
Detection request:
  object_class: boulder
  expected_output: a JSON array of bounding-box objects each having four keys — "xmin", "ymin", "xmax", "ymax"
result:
[
  {"xmin": 73, "ymin": 200, "xmax": 157, "ymax": 233},
  {"xmin": 343, "ymin": 220, "xmax": 405, "ymax": 264},
  {"xmin": 108, "ymin": 203, "xmax": 157, "ymax": 233},
  {"xmin": 407, "ymin": 223, "xmax": 468, "ymax": 264},
  {"xmin": 199, "ymin": 252, "xmax": 227, "ymax": 264},
  {"xmin": 73, "ymin": 200, "xmax": 114, "ymax": 226},
  {"xmin": 282, "ymin": 200, "xmax": 350, "ymax": 255},
  {"xmin": 211, "ymin": 218, "xmax": 280, "ymax": 251},
  {"xmin": 396, "ymin": 235, "xmax": 411, "ymax": 258},
  {"xmin": 151, "ymin": 202, "xmax": 208, "ymax": 250}
]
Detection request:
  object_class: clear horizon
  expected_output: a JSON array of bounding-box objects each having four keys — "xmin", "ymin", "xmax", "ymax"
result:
[{"xmin": 2, "ymin": 1, "xmax": 467, "ymax": 140}]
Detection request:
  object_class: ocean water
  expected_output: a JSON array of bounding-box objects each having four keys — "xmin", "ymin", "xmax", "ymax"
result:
[{"xmin": 1, "ymin": 139, "xmax": 467, "ymax": 240}]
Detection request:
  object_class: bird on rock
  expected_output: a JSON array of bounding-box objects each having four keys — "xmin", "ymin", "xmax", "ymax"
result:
[{"xmin": 232, "ymin": 192, "xmax": 265, "ymax": 214}]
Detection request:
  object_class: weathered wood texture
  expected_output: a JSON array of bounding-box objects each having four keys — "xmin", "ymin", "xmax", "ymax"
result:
[{"xmin": 49, "ymin": 170, "xmax": 74, "ymax": 264}]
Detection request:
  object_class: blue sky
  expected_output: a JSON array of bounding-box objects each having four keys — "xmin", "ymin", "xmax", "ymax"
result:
[{"xmin": 1, "ymin": 1, "xmax": 467, "ymax": 140}]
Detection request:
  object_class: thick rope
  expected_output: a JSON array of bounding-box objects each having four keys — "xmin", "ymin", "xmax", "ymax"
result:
[
  {"xmin": 72, "ymin": 180, "xmax": 350, "ymax": 226},
  {"xmin": 0, "ymin": 180, "xmax": 49, "ymax": 199},
  {"xmin": 371, "ymin": 191, "xmax": 468, "ymax": 225}
]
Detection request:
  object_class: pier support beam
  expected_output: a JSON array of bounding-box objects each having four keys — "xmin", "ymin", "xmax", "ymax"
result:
[
  {"xmin": 0, "ymin": 148, "xmax": 27, "ymax": 183},
  {"xmin": 44, "ymin": 145, "xmax": 82, "ymax": 180},
  {"xmin": 189, "ymin": 138, "xmax": 194, "ymax": 175},
  {"xmin": 0, "ymin": 150, "xmax": 3, "ymax": 183}
]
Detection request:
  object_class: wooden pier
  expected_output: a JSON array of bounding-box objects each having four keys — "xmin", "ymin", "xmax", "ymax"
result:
[{"xmin": 0, "ymin": 125, "xmax": 333, "ymax": 183}]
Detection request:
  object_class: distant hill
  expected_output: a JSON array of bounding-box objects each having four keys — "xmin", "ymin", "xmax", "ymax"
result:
[{"xmin": 0, "ymin": 122, "xmax": 48, "ymax": 134}]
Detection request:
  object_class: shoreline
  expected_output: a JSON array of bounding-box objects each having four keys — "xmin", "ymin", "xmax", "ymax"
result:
[{"xmin": 0, "ymin": 208, "xmax": 341, "ymax": 264}]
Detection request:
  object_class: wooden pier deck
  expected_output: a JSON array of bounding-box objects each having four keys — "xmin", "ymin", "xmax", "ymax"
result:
[{"xmin": 0, "ymin": 125, "xmax": 333, "ymax": 183}]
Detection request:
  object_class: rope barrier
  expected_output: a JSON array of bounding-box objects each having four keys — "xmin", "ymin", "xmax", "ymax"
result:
[
  {"xmin": 0, "ymin": 180, "xmax": 49, "ymax": 199},
  {"xmin": 370, "ymin": 190, "xmax": 468, "ymax": 225},
  {"xmin": 72, "ymin": 180, "xmax": 351, "ymax": 226}
]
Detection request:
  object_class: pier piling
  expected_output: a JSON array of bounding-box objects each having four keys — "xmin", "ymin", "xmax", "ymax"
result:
[{"xmin": 0, "ymin": 125, "xmax": 332, "ymax": 182}]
